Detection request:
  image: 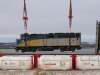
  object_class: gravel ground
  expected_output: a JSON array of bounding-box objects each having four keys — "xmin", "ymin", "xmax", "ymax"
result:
[
  {"xmin": 0, "ymin": 48, "xmax": 97, "ymax": 55},
  {"xmin": 0, "ymin": 70, "xmax": 100, "ymax": 75}
]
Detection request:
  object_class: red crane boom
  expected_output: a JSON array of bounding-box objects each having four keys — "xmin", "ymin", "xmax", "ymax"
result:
[
  {"xmin": 23, "ymin": 0, "xmax": 28, "ymax": 33},
  {"xmin": 68, "ymin": 0, "xmax": 73, "ymax": 32}
]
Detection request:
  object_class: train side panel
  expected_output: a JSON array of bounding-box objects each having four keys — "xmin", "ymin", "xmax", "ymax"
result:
[
  {"xmin": 28, "ymin": 39, "xmax": 44, "ymax": 46},
  {"xmin": 71, "ymin": 38, "xmax": 80, "ymax": 46},
  {"xmin": 57, "ymin": 38, "xmax": 69, "ymax": 46},
  {"xmin": 65, "ymin": 38, "xmax": 69, "ymax": 45},
  {"xmin": 46, "ymin": 38, "xmax": 59, "ymax": 46},
  {"xmin": 46, "ymin": 38, "xmax": 69, "ymax": 46}
]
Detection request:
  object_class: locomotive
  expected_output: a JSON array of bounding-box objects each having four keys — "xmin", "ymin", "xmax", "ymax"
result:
[{"xmin": 15, "ymin": 32, "xmax": 81, "ymax": 52}]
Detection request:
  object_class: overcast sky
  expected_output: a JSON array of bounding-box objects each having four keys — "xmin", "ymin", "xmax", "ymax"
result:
[{"xmin": 0, "ymin": 0, "xmax": 99, "ymax": 42}]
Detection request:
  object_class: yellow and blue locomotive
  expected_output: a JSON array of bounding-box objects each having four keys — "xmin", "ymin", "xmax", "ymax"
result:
[{"xmin": 16, "ymin": 33, "xmax": 81, "ymax": 52}]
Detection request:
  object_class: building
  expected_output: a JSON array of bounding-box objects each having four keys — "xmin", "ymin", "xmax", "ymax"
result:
[{"xmin": 96, "ymin": 21, "xmax": 100, "ymax": 54}]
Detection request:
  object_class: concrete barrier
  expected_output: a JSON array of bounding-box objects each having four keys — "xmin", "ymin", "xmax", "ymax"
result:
[{"xmin": 76, "ymin": 55, "xmax": 100, "ymax": 70}]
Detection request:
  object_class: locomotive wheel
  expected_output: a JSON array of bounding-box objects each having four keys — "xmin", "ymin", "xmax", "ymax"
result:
[
  {"xmin": 60, "ymin": 48, "xmax": 65, "ymax": 52},
  {"xmin": 21, "ymin": 49, "xmax": 25, "ymax": 52},
  {"xmin": 16, "ymin": 49, "xmax": 19, "ymax": 52}
]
